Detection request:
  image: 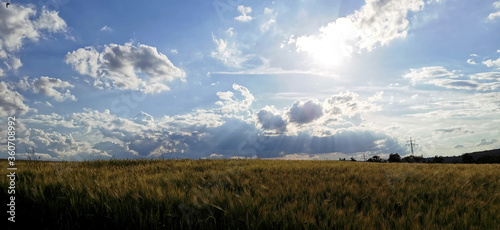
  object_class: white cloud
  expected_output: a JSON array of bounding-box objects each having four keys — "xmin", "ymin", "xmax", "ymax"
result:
[
  {"xmin": 235, "ymin": 5, "xmax": 253, "ymax": 22},
  {"xmin": 293, "ymin": 0, "xmax": 424, "ymax": 65},
  {"xmin": 33, "ymin": 8, "xmax": 68, "ymax": 33},
  {"xmin": 34, "ymin": 101, "xmax": 53, "ymax": 107},
  {"xmin": 404, "ymin": 66, "xmax": 458, "ymax": 85},
  {"xmin": 323, "ymin": 91, "xmax": 380, "ymax": 117},
  {"xmin": 170, "ymin": 49, "xmax": 178, "ymax": 54},
  {"xmin": 426, "ymin": 0, "xmax": 442, "ymax": 4},
  {"xmin": 23, "ymin": 128, "xmax": 111, "ymax": 160},
  {"xmin": 100, "ymin": 25, "xmax": 112, "ymax": 32},
  {"xmin": 260, "ymin": 7, "xmax": 277, "ymax": 32},
  {"xmin": 133, "ymin": 111, "xmax": 155, "ymax": 126},
  {"xmin": 404, "ymin": 66, "xmax": 500, "ymax": 91},
  {"xmin": 483, "ymin": 56, "xmax": 500, "ymax": 69},
  {"xmin": 65, "ymin": 43, "xmax": 186, "ymax": 93},
  {"xmin": 211, "ymin": 29, "xmax": 248, "ymax": 68},
  {"xmin": 3, "ymin": 56, "xmax": 23, "ymax": 71},
  {"xmin": 9, "ymin": 85, "xmax": 409, "ymax": 159},
  {"xmin": 0, "ymin": 81, "xmax": 30, "ymax": 116},
  {"xmin": 470, "ymin": 72, "xmax": 500, "ymax": 81},
  {"xmin": 488, "ymin": 1, "xmax": 500, "ymax": 21},
  {"xmin": 0, "ymin": 5, "xmax": 68, "ymax": 73},
  {"xmin": 368, "ymin": 91, "xmax": 384, "ymax": 102},
  {"xmin": 17, "ymin": 76, "xmax": 76, "ymax": 102},
  {"xmin": 355, "ymin": 0, "xmax": 425, "ymax": 50},
  {"xmin": 215, "ymin": 83, "xmax": 254, "ymax": 114},
  {"xmin": 252, "ymin": 91, "xmax": 380, "ymax": 136},
  {"xmin": 0, "ymin": 5, "xmax": 39, "ymax": 52},
  {"xmin": 467, "ymin": 59, "xmax": 476, "ymax": 65}
]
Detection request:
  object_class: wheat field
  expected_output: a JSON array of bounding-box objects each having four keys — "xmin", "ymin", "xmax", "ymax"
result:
[{"xmin": 1, "ymin": 159, "xmax": 499, "ymax": 229}]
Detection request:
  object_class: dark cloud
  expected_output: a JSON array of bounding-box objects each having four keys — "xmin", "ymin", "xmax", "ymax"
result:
[
  {"xmin": 254, "ymin": 130, "xmax": 408, "ymax": 158},
  {"xmin": 128, "ymin": 137, "xmax": 164, "ymax": 156},
  {"xmin": 435, "ymin": 128, "xmax": 461, "ymax": 133},
  {"xmin": 158, "ymin": 118, "xmax": 408, "ymax": 159},
  {"xmin": 476, "ymin": 138, "xmax": 498, "ymax": 147},
  {"xmin": 257, "ymin": 109, "xmax": 287, "ymax": 132},
  {"xmin": 289, "ymin": 100, "xmax": 323, "ymax": 124},
  {"xmin": 439, "ymin": 80, "xmax": 479, "ymax": 90}
]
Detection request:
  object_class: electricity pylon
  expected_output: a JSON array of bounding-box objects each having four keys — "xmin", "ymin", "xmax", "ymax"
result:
[{"xmin": 406, "ymin": 137, "xmax": 418, "ymax": 156}]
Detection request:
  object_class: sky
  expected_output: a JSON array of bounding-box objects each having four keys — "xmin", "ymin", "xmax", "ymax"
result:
[{"xmin": 0, "ymin": 0, "xmax": 499, "ymax": 161}]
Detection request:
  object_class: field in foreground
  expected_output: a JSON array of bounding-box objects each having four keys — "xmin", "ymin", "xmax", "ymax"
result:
[{"xmin": 1, "ymin": 159, "xmax": 499, "ymax": 229}]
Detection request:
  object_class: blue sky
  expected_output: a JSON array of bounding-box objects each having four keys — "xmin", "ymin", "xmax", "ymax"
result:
[{"xmin": 1, "ymin": 0, "xmax": 499, "ymax": 160}]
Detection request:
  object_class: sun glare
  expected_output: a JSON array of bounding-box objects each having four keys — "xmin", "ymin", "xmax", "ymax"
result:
[{"xmin": 295, "ymin": 18, "xmax": 358, "ymax": 68}]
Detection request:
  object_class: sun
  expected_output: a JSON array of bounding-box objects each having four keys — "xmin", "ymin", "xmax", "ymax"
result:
[{"xmin": 295, "ymin": 17, "xmax": 358, "ymax": 68}]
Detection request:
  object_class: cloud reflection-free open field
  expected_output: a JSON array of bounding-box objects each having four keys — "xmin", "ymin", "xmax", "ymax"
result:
[{"xmin": 2, "ymin": 159, "xmax": 499, "ymax": 229}]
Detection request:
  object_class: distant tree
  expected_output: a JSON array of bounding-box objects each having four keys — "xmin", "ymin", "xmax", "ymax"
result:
[
  {"xmin": 402, "ymin": 155, "xmax": 425, "ymax": 163},
  {"xmin": 431, "ymin": 155, "xmax": 445, "ymax": 163},
  {"xmin": 388, "ymin": 153, "xmax": 401, "ymax": 163},
  {"xmin": 476, "ymin": 155, "xmax": 492, "ymax": 164},
  {"xmin": 461, "ymin": 153, "xmax": 475, "ymax": 163},
  {"xmin": 350, "ymin": 157, "xmax": 356, "ymax": 161},
  {"xmin": 367, "ymin": 155, "xmax": 384, "ymax": 163},
  {"xmin": 413, "ymin": 155, "xmax": 425, "ymax": 163},
  {"xmin": 476, "ymin": 155, "xmax": 500, "ymax": 164}
]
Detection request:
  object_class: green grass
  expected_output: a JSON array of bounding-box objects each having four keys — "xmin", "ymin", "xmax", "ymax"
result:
[{"xmin": 1, "ymin": 159, "xmax": 499, "ymax": 229}]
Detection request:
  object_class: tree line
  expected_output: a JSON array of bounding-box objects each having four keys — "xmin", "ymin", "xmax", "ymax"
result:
[{"xmin": 356, "ymin": 152, "xmax": 500, "ymax": 164}]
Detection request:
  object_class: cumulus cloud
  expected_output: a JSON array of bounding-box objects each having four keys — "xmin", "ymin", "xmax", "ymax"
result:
[
  {"xmin": 404, "ymin": 66, "xmax": 500, "ymax": 91},
  {"xmin": 93, "ymin": 141, "xmax": 139, "ymax": 159},
  {"xmin": 293, "ymin": 0, "xmax": 424, "ymax": 63},
  {"xmin": 16, "ymin": 108, "xmax": 404, "ymax": 160},
  {"xmin": 289, "ymin": 100, "xmax": 323, "ymax": 124},
  {"xmin": 133, "ymin": 111, "xmax": 155, "ymax": 126},
  {"xmin": 33, "ymin": 8, "xmax": 68, "ymax": 33},
  {"xmin": 0, "ymin": 5, "xmax": 68, "ymax": 73},
  {"xmin": 483, "ymin": 57, "xmax": 500, "ymax": 69},
  {"xmin": 324, "ymin": 91, "xmax": 379, "ymax": 117},
  {"xmin": 257, "ymin": 107, "xmax": 287, "ymax": 132},
  {"xmin": 11, "ymin": 85, "xmax": 405, "ymax": 160},
  {"xmin": 16, "ymin": 76, "xmax": 76, "ymax": 102},
  {"xmin": 488, "ymin": 1, "xmax": 500, "ymax": 21},
  {"xmin": 0, "ymin": 81, "xmax": 30, "ymax": 116},
  {"xmin": 22, "ymin": 128, "xmax": 110, "ymax": 160},
  {"xmin": 215, "ymin": 83, "xmax": 254, "ymax": 114},
  {"xmin": 254, "ymin": 91, "xmax": 379, "ymax": 135},
  {"xmin": 64, "ymin": 43, "xmax": 185, "ymax": 93},
  {"xmin": 234, "ymin": 5, "xmax": 252, "ymax": 22}
]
